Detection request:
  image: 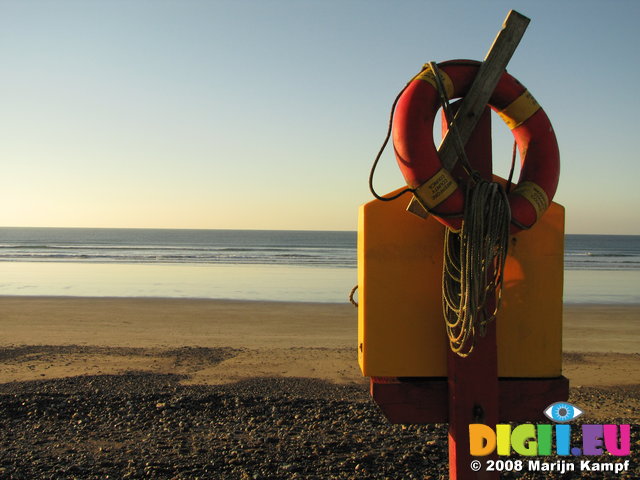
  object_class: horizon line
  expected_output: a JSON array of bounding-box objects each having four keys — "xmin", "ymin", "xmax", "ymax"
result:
[{"xmin": 0, "ymin": 226, "xmax": 638, "ymax": 236}]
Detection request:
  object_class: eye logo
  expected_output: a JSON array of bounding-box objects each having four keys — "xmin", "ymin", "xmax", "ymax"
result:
[{"xmin": 544, "ymin": 402, "xmax": 584, "ymax": 423}]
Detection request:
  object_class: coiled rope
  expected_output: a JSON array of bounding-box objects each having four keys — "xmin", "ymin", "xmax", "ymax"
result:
[
  {"xmin": 442, "ymin": 181, "xmax": 510, "ymax": 356},
  {"xmin": 428, "ymin": 61, "xmax": 512, "ymax": 357}
]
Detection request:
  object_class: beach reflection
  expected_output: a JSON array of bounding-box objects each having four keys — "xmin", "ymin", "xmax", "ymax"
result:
[
  {"xmin": 564, "ymin": 269, "xmax": 640, "ymax": 304},
  {"xmin": 0, "ymin": 262, "xmax": 357, "ymax": 303},
  {"xmin": 1, "ymin": 262, "xmax": 638, "ymax": 304}
]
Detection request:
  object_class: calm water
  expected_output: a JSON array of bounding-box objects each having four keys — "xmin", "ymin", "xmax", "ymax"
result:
[
  {"xmin": 0, "ymin": 228, "xmax": 356, "ymax": 267},
  {"xmin": 0, "ymin": 228, "xmax": 638, "ymax": 303},
  {"xmin": 0, "ymin": 228, "xmax": 356, "ymax": 302}
]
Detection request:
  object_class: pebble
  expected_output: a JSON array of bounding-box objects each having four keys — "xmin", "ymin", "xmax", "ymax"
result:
[{"xmin": 0, "ymin": 373, "xmax": 637, "ymax": 479}]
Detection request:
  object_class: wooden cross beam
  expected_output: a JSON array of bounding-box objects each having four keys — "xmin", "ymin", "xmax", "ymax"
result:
[{"xmin": 407, "ymin": 9, "xmax": 530, "ymax": 218}]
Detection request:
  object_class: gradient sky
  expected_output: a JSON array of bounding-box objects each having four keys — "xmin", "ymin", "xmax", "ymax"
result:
[{"xmin": 1, "ymin": 0, "xmax": 639, "ymax": 233}]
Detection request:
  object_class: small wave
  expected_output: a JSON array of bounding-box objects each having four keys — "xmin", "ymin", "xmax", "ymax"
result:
[
  {"xmin": 565, "ymin": 260, "xmax": 640, "ymax": 270},
  {"xmin": 566, "ymin": 251, "xmax": 638, "ymax": 258},
  {"xmin": 0, "ymin": 253, "xmax": 356, "ymax": 268},
  {"xmin": 565, "ymin": 258, "xmax": 640, "ymax": 264},
  {"xmin": 587, "ymin": 253, "xmax": 636, "ymax": 257}
]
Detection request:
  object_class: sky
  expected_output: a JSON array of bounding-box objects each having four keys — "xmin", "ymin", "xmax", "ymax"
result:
[{"xmin": 1, "ymin": 0, "xmax": 639, "ymax": 234}]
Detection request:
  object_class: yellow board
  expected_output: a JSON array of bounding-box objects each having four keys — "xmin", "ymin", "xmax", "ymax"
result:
[{"xmin": 357, "ymin": 184, "xmax": 564, "ymax": 378}]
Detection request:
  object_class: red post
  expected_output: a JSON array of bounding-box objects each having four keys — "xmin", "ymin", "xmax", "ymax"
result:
[{"xmin": 444, "ymin": 104, "xmax": 499, "ymax": 479}]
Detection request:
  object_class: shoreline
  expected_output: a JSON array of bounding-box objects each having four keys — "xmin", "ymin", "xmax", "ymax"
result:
[
  {"xmin": 2, "ymin": 293, "xmax": 640, "ymax": 308},
  {"xmin": 2, "ymin": 292, "xmax": 640, "ymax": 303},
  {"xmin": 0, "ymin": 294, "xmax": 358, "ymax": 304}
]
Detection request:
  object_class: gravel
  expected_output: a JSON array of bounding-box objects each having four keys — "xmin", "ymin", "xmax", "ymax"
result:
[{"xmin": 0, "ymin": 374, "xmax": 637, "ymax": 479}]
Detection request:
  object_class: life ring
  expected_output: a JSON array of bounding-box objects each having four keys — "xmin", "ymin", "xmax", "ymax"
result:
[{"xmin": 392, "ymin": 59, "xmax": 560, "ymax": 232}]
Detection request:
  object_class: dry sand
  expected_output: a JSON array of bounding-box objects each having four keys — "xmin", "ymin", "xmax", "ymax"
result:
[{"xmin": 0, "ymin": 296, "xmax": 638, "ymax": 389}]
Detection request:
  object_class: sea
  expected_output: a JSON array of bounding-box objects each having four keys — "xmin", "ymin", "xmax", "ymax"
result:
[{"xmin": 0, "ymin": 227, "xmax": 638, "ymax": 304}]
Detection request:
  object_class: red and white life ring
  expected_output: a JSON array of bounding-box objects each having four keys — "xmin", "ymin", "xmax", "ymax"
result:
[{"xmin": 392, "ymin": 60, "xmax": 560, "ymax": 232}]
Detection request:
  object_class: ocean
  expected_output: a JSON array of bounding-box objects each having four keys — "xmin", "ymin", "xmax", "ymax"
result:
[{"xmin": 0, "ymin": 228, "xmax": 638, "ymax": 303}]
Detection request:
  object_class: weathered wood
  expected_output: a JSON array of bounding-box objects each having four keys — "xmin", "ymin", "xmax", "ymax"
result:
[
  {"xmin": 440, "ymin": 10, "xmax": 530, "ymax": 171},
  {"xmin": 407, "ymin": 9, "xmax": 530, "ymax": 218}
]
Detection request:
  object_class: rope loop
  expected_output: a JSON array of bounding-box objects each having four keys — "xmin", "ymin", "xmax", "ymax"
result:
[
  {"xmin": 442, "ymin": 180, "xmax": 511, "ymax": 356},
  {"xmin": 368, "ymin": 67, "xmax": 431, "ymax": 202},
  {"xmin": 427, "ymin": 61, "xmax": 512, "ymax": 357},
  {"xmin": 349, "ymin": 285, "xmax": 359, "ymax": 307}
]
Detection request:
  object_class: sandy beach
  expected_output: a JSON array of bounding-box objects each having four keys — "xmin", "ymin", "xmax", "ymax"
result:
[
  {"xmin": 1, "ymin": 296, "xmax": 638, "ymax": 388},
  {"xmin": 1, "ymin": 296, "xmax": 638, "ymax": 479}
]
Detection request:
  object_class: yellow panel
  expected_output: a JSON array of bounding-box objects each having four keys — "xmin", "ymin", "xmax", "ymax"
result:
[{"xmin": 358, "ymin": 185, "xmax": 564, "ymax": 378}]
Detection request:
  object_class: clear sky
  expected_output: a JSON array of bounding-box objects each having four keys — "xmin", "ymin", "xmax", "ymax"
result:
[{"xmin": 1, "ymin": 0, "xmax": 639, "ymax": 233}]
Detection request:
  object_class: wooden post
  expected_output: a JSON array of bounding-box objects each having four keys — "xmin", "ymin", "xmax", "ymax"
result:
[
  {"xmin": 439, "ymin": 12, "xmax": 528, "ymax": 471},
  {"xmin": 440, "ymin": 13, "xmax": 528, "ymax": 474},
  {"xmin": 444, "ymin": 104, "xmax": 498, "ymax": 480},
  {"xmin": 410, "ymin": 14, "xmax": 530, "ymax": 473}
]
